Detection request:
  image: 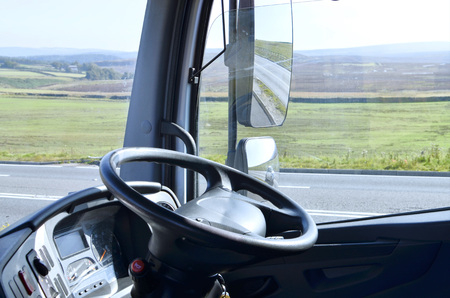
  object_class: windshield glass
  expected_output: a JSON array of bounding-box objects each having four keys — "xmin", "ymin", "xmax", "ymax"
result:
[
  {"xmin": 0, "ymin": 0, "xmax": 146, "ymax": 228},
  {"xmin": 198, "ymin": 0, "xmax": 450, "ymax": 223}
]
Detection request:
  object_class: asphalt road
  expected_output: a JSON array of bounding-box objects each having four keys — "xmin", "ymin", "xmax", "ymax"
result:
[
  {"xmin": 1, "ymin": 163, "xmax": 449, "ymax": 226},
  {"xmin": 250, "ymin": 55, "xmax": 291, "ymax": 126},
  {"xmin": 0, "ymin": 163, "xmax": 101, "ymax": 226},
  {"xmin": 254, "ymin": 55, "xmax": 290, "ymax": 107},
  {"xmin": 278, "ymin": 172, "xmax": 450, "ymax": 223}
]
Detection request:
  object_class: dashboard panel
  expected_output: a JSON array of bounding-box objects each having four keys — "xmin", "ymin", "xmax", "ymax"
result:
[
  {"xmin": 52, "ymin": 204, "xmax": 133, "ymax": 297},
  {"xmin": 1, "ymin": 187, "xmax": 178, "ymax": 298}
]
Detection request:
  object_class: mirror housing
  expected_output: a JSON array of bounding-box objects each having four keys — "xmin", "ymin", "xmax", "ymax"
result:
[
  {"xmin": 233, "ymin": 1, "xmax": 293, "ymax": 128},
  {"xmin": 234, "ymin": 136, "xmax": 279, "ymax": 187}
]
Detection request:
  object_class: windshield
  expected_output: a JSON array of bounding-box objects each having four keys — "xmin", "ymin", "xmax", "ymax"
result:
[
  {"xmin": 0, "ymin": 0, "xmax": 146, "ymax": 228},
  {"xmin": 198, "ymin": 0, "xmax": 450, "ymax": 223}
]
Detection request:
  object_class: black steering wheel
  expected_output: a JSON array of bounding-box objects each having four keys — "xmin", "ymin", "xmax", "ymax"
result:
[{"xmin": 100, "ymin": 147, "xmax": 317, "ymax": 274}]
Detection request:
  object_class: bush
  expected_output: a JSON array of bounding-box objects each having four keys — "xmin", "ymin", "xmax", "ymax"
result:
[
  {"xmin": 0, "ymin": 59, "xmax": 18, "ymax": 69},
  {"xmin": 84, "ymin": 63, "xmax": 121, "ymax": 80}
]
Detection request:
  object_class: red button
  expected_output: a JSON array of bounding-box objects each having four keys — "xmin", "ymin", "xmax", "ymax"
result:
[
  {"xmin": 131, "ymin": 260, "xmax": 145, "ymax": 274},
  {"xmin": 18, "ymin": 270, "xmax": 35, "ymax": 295}
]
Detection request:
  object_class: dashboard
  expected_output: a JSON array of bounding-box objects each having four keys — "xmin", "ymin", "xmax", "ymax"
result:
[{"xmin": 0, "ymin": 186, "xmax": 179, "ymax": 298}]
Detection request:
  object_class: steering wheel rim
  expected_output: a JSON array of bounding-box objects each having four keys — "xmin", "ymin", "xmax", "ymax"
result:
[{"xmin": 100, "ymin": 147, "xmax": 317, "ymax": 256}]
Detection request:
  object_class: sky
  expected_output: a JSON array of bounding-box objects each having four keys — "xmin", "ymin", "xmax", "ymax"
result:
[
  {"xmin": 0, "ymin": 0, "xmax": 147, "ymax": 52},
  {"xmin": 0, "ymin": 0, "xmax": 449, "ymax": 52},
  {"xmin": 207, "ymin": 0, "xmax": 450, "ymax": 51},
  {"xmin": 292, "ymin": 0, "xmax": 450, "ymax": 50}
]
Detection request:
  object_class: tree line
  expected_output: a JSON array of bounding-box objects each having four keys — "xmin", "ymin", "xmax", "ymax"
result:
[{"xmin": 0, "ymin": 57, "xmax": 134, "ymax": 81}]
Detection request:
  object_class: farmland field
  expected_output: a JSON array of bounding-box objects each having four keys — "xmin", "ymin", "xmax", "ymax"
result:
[
  {"xmin": 0, "ymin": 96, "xmax": 128, "ymax": 162},
  {"xmin": 1, "ymin": 51, "xmax": 449, "ymax": 171},
  {"xmin": 2, "ymin": 92, "xmax": 448, "ymax": 172},
  {"xmin": 0, "ymin": 66, "xmax": 131, "ymax": 162},
  {"xmin": 199, "ymin": 100, "xmax": 450, "ymax": 171},
  {"xmin": 198, "ymin": 45, "xmax": 450, "ymax": 171}
]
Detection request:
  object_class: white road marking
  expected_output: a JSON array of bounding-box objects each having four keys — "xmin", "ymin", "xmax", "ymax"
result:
[
  {"xmin": 0, "ymin": 193, "xmax": 60, "ymax": 201},
  {"xmin": 0, "ymin": 174, "xmax": 10, "ymax": 177},
  {"xmin": 0, "ymin": 164, "xmax": 62, "ymax": 168},
  {"xmin": 308, "ymin": 212, "xmax": 365, "ymax": 218},
  {"xmin": 0, "ymin": 164, "xmax": 97, "ymax": 170},
  {"xmin": 279, "ymin": 185, "xmax": 311, "ymax": 189},
  {"xmin": 306, "ymin": 209, "xmax": 385, "ymax": 218},
  {"xmin": 75, "ymin": 166, "xmax": 99, "ymax": 170}
]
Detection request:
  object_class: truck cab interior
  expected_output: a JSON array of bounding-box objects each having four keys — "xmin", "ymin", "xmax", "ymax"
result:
[{"xmin": 1, "ymin": 0, "xmax": 450, "ymax": 297}]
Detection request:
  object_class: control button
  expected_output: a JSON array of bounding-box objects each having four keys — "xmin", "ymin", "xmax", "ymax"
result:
[
  {"xmin": 9, "ymin": 280, "xmax": 22, "ymax": 298},
  {"xmin": 18, "ymin": 269, "xmax": 35, "ymax": 295},
  {"xmin": 53, "ymin": 278, "xmax": 65, "ymax": 298},
  {"xmin": 57, "ymin": 274, "xmax": 69, "ymax": 296},
  {"xmin": 33, "ymin": 257, "xmax": 49, "ymax": 276},
  {"xmin": 42, "ymin": 246, "xmax": 54, "ymax": 267},
  {"xmin": 50, "ymin": 286, "xmax": 58, "ymax": 298},
  {"xmin": 131, "ymin": 259, "xmax": 145, "ymax": 274},
  {"xmin": 38, "ymin": 249, "xmax": 50, "ymax": 269}
]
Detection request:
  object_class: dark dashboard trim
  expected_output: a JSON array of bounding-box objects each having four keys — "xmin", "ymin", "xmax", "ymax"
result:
[
  {"xmin": 0, "ymin": 227, "xmax": 33, "ymax": 297},
  {"xmin": 0, "ymin": 182, "xmax": 161, "ymax": 239},
  {"xmin": 0, "ymin": 186, "xmax": 112, "ymax": 239}
]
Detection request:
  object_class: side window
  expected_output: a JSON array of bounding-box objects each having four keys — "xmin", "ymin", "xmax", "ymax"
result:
[
  {"xmin": 198, "ymin": 0, "xmax": 450, "ymax": 223},
  {"xmin": 0, "ymin": 1, "xmax": 146, "ymax": 163},
  {"xmin": 0, "ymin": 1, "xmax": 146, "ymax": 225}
]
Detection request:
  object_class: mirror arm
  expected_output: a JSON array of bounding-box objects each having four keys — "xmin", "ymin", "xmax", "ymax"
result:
[{"xmin": 189, "ymin": 0, "xmax": 227, "ymax": 84}]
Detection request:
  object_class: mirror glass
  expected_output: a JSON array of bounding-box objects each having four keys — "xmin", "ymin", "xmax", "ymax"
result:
[
  {"xmin": 234, "ymin": 137, "xmax": 279, "ymax": 187},
  {"xmin": 233, "ymin": 2, "xmax": 293, "ymax": 127}
]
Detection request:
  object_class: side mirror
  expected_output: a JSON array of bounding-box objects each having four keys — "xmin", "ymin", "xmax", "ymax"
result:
[
  {"xmin": 234, "ymin": 136, "xmax": 279, "ymax": 187},
  {"xmin": 233, "ymin": 2, "xmax": 293, "ymax": 128}
]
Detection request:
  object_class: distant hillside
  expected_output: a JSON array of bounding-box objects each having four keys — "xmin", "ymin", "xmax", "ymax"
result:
[
  {"xmin": 201, "ymin": 42, "xmax": 450, "ymax": 96},
  {"xmin": 297, "ymin": 42, "xmax": 450, "ymax": 63},
  {"xmin": 0, "ymin": 47, "xmax": 137, "ymax": 63},
  {"xmin": 20, "ymin": 54, "xmax": 131, "ymax": 64}
]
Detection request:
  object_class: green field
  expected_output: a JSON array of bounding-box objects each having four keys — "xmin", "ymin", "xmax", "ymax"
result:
[
  {"xmin": 0, "ymin": 63, "xmax": 449, "ymax": 171},
  {"xmin": 0, "ymin": 66, "xmax": 133, "ymax": 162},
  {"xmin": 199, "ymin": 101, "xmax": 450, "ymax": 171},
  {"xmin": 0, "ymin": 96, "xmax": 128, "ymax": 162},
  {"xmin": 1, "ymin": 93, "xmax": 448, "ymax": 171}
]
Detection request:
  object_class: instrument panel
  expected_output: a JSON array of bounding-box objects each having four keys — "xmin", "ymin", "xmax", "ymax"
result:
[
  {"xmin": 1, "ymin": 200, "xmax": 153, "ymax": 297},
  {"xmin": 51, "ymin": 204, "xmax": 142, "ymax": 296},
  {"xmin": 1, "ymin": 185, "xmax": 179, "ymax": 297},
  {"xmin": 91, "ymin": 223, "xmax": 122, "ymax": 268}
]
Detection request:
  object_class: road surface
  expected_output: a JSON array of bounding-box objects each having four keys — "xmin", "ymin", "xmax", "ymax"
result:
[
  {"xmin": 1, "ymin": 163, "xmax": 449, "ymax": 226},
  {"xmin": 0, "ymin": 163, "xmax": 101, "ymax": 226},
  {"xmin": 254, "ymin": 55, "xmax": 290, "ymax": 107},
  {"xmin": 250, "ymin": 55, "xmax": 291, "ymax": 126}
]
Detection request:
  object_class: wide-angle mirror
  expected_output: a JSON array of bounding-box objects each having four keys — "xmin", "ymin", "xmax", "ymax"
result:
[
  {"xmin": 234, "ymin": 136, "xmax": 279, "ymax": 187},
  {"xmin": 231, "ymin": 1, "xmax": 293, "ymax": 127}
]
